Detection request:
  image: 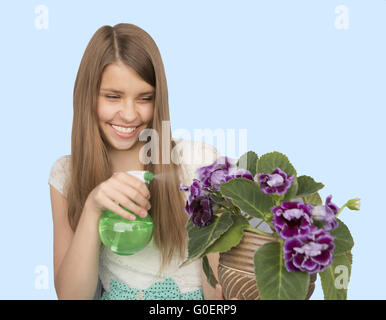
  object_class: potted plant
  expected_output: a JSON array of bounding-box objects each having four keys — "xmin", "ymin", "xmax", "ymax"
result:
[{"xmin": 179, "ymin": 151, "xmax": 360, "ymax": 300}]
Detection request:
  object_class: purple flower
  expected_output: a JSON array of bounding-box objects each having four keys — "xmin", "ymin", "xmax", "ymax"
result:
[
  {"xmin": 325, "ymin": 195, "xmax": 339, "ymax": 214},
  {"xmin": 225, "ymin": 168, "xmax": 254, "ymax": 182},
  {"xmin": 258, "ymin": 168, "xmax": 295, "ymax": 195},
  {"xmin": 190, "ymin": 196, "xmax": 214, "ymax": 227},
  {"xmin": 272, "ymin": 201, "xmax": 315, "ymax": 239},
  {"xmin": 197, "ymin": 156, "xmax": 255, "ymax": 192},
  {"xmin": 180, "ymin": 180, "xmax": 214, "ymax": 227},
  {"xmin": 196, "ymin": 156, "xmax": 235, "ymax": 191},
  {"xmin": 284, "ymin": 229, "xmax": 335, "ymax": 273},
  {"xmin": 311, "ymin": 195, "xmax": 339, "ymax": 231},
  {"xmin": 180, "ymin": 179, "xmax": 203, "ymax": 204}
]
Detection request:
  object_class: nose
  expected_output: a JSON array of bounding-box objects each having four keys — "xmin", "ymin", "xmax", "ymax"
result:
[{"xmin": 119, "ymin": 99, "xmax": 138, "ymax": 121}]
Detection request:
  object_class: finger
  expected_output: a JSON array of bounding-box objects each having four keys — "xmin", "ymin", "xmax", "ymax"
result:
[
  {"xmin": 215, "ymin": 284, "xmax": 224, "ymax": 300},
  {"xmin": 115, "ymin": 172, "xmax": 151, "ymax": 199},
  {"xmin": 104, "ymin": 197, "xmax": 137, "ymax": 221},
  {"xmin": 113, "ymin": 188, "xmax": 149, "ymax": 218},
  {"xmin": 110, "ymin": 178, "xmax": 151, "ymax": 212},
  {"xmin": 215, "ymin": 284, "xmax": 239, "ymax": 300},
  {"xmin": 105, "ymin": 185, "xmax": 148, "ymax": 218}
]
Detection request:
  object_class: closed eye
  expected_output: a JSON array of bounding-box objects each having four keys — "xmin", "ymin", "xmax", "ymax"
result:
[
  {"xmin": 103, "ymin": 94, "xmax": 153, "ymax": 102},
  {"xmin": 106, "ymin": 95, "xmax": 120, "ymax": 99}
]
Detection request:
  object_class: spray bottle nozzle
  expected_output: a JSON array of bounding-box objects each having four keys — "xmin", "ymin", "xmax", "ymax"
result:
[{"xmin": 144, "ymin": 171, "xmax": 155, "ymax": 182}]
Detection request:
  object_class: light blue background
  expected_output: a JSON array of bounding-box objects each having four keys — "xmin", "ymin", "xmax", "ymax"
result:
[{"xmin": 0, "ymin": 0, "xmax": 384, "ymax": 299}]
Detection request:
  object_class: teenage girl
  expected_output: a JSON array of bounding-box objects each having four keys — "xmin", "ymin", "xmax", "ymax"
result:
[{"xmin": 48, "ymin": 23, "xmax": 233, "ymax": 300}]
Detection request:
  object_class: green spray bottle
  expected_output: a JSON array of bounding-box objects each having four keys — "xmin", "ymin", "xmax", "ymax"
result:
[{"xmin": 98, "ymin": 171, "xmax": 155, "ymax": 255}]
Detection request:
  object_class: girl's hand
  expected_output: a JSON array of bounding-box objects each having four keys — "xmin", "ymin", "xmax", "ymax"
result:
[
  {"xmin": 85, "ymin": 172, "xmax": 151, "ymax": 220},
  {"xmin": 215, "ymin": 284, "xmax": 239, "ymax": 300}
]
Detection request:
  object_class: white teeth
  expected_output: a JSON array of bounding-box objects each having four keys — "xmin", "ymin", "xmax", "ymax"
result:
[{"xmin": 112, "ymin": 124, "xmax": 137, "ymax": 133}]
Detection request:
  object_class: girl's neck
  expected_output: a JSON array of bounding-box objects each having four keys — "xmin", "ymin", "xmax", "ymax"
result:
[{"xmin": 108, "ymin": 141, "xmax": 147, "ymax": 173}]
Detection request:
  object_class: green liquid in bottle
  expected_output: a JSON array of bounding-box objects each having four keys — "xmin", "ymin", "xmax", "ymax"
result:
[
  {"xmin": 98, "ymin": 209, "xmax": 154, "ymax": 255},
  {"xmin": 98, "ymin": 171, "xmax": 154, "ymax": 256}
]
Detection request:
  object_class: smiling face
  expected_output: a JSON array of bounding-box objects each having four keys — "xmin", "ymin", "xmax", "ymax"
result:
[{"xmin": 97, "ymin": 61, "xmax": 155, "ymax": 152}]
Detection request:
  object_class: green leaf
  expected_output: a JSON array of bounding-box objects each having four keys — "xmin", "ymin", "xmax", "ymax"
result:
[
  {"xmin": 296, "ymin": 176, "xmax": 324, "ymax": 198},
  {"xmin": 321, "ymin": 221, "xmax": 354, "ymax": 300},
  {"xmin": 282, "ymin": 181, "xmax": 299, "ymax": 202},
  {"xmin": 319, "ymin": 251, "xmax": 352, "ymax": 300},
  {"xmin": 302, "ymin": 192, "xmax": 323, "ymax": 206},
  {"xmin": 205, "ymin": 214, "xmax": 249, "ymax": 254},
  {"xmin": 330, "ymin": 219, "xmax": 354, "ymax": 255},
  {"xmin": 237, "ymin": 151, "xmax": 259, "ymax": 177},
  {"xmin": 209, "ymin": 193, "xmax": 230, "ymax": 208},
  {"xmin": 180, "ymin": 212, "xmax": 233, "ymax": 267},
  {"xmin": 254, "ymin": 242, "xmax": 310, "ymax": 300},
  {"xmin": 257, "ymin": 151, "xmax": 297, "ymax": 177},
  {"xmin": 220, "ymin": 178, "xmax": 275, "ymax": 219},
  {"xmin": 202, "ymin": 255, "xmax": 218, "ymax": 288},
  {"xmin": 346, "ymin": 250, "xmax": 353, "ymax": 265}
]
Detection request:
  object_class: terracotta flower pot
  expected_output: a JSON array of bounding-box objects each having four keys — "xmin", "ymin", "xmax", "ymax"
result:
[{"xmin": 218, "ymin": 230, "xmax": 316, "ymax": 300}]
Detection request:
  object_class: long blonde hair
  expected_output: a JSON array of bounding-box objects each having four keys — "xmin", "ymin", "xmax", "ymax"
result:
[{"xmin": 67, "ymin": 23, "xmax": 188, "ymax": 271}]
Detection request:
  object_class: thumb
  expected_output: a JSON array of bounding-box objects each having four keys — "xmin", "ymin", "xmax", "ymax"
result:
[
  {"xmin": 216, "ymin": 283, "xmax": 239, "ymax": 300},
  {"xmin": 215, "ymin": 284, "xmax": 224, "ymax": 300}
]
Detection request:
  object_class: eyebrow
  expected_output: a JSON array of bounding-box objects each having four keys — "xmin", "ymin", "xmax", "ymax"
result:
[{"xmin": 100, "ymin": 88, "xmax": 155, "ymax": 95}]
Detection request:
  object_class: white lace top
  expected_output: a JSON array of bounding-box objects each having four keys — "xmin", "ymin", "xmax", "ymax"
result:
[{"xmin": 48, "ymin": 138, "xmax": 219, "ymax": 298}]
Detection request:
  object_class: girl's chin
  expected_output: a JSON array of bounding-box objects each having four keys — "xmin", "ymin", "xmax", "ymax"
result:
[
  {"xmin": 101, "ymin": 123, "xmax": 150, "ymax": 150},
  {"xmin": 108, "ymin": 139, "xmax": 137, "ymax": 151}
]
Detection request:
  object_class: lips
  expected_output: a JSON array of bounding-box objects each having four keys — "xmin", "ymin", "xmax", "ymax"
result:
[
  {"xmin": 109, "ymin": 123, "xmax": 140, "ymax": 138},
  {"xmin": 110, "ymin": 123, "xmax": 140, "ymax": 128}
]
